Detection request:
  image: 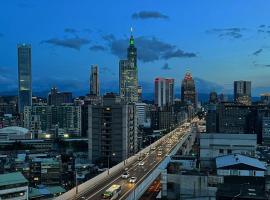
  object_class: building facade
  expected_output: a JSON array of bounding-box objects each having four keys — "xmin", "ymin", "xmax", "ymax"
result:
[
  {"xmin": 181, "ymin": 72, "xmax": 197, "ymax": 108},
  {"xmin": 88, "ymin": 93, "xmax": 137, "ymax": 165},
  {"xmin": 0, "ymin": 172, "xmax": 29, "ymax": 200},
  {"xmin": 119, "ymin": 34, "xmax": 138, "ymax": 103},
  {"xmin": 234, "ymin": 80, "xmax": 251, "ymax": 105},
  {"xmin": 24, "ymin": 104, "xmax": 81, "ymax": 137},
  {"xmin": 90, "ymin": 65, "xmax": 100, "ymax": 96},
  {"xmin": 200, "ymin": 133, "xmax": 257, "ymax": 167},
  {"xmin": 154, "ymin": 77, "xmax": 174, "ymax": 108},
  {"xmin": 18, "ymin": 44, "xmax": 32, "ymax": 113},
  {"xmin": 47, "ymin": 87, "xmax": 72, "ymax": 106}
]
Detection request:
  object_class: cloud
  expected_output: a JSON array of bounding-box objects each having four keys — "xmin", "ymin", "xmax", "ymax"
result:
[
  {"xmin": 89, "ymin": 45, "xmax": 106, "ymax": 51},
  {"xmin": 0, "ymin": 67, "xmax": 17, "ymax": 91},
  {"xmin": 162, "ymin": 63, "xmax": 171, "ymax": 70},
  {"xmin": 257, "ymin": 25, "xmax": 270, "ymax": 37},
  {"xmin": 162, "ymin": 49, "xmax": 196, "ymax": 59},
  {"xmin": 64, "ymin": 28, "xmax": 78, "ymax": 34},
  {"xmin": 253, "ymin": 48, "xmax": 263, "ymax": 56},
  {"xmin": 132, "ymin": 11, "xmax": 169, "ymax": 20},
  {"xmin": 102, "ymin": 34, "xmax": 115, "ymax": 42},
  {"xmin": 254, "ymin": 63, "xmax": 270, "ymax": 68},
  {"xmin": 206, "ymin": 27, "xmax": 246, "ymax": 39},
  {"xmin": 41, "ymin": 37, "xmax": 90, "ymax": 50},
  {"xmin": 103, "ymin": 35, "xmax": 196, "ymax": 62}
]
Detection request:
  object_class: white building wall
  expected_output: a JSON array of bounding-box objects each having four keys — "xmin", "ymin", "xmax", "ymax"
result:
[{"xmin": 200, "ymin": 133, "xmax": 257, "ymax": 167}]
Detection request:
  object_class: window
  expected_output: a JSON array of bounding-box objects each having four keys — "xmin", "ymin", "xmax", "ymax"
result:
[
  {"xmin": 228, "ymin": 149, "xmax": 232, "ymax": 154},
  {"xmin": 219, "ymin": 149, "xmax": 224, "ymax": 154}
]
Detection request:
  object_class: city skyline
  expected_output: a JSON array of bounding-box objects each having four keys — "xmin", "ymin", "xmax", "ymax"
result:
[{"xmin": 0, "ymin": 0, "xmax": 270, "ymax": 96}]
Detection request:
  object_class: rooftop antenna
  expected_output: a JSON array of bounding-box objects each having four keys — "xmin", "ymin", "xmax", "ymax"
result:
[{"xmin": 130, "ymin": 27, "xmax": 133, "ymax": 36}]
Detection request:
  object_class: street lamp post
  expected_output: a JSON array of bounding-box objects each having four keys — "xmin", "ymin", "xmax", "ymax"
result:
[
  {"xmin": 107, "ymin": 152, "xmax": 115, "ymax": 175},
  {"xmin": 75, "ymin": 170, "xmax": 78, "ymax": 194}
]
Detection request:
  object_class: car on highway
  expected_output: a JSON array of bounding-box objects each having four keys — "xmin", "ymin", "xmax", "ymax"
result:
[
  {"xmin": 151, "ymin": 146, "xmax": 156, "ymax": 150},
  {"xmin": 138, "ymin": 161, "xmax": 145, "ymax": 166},
  {"xmin": 144, "ymin": 152, "xmax": 149, "ymax": 156},
  {"xmin": 157, "ymin": 151, "xmax": 162, "ymax": 156},
  {"xmin": 129, "ymin": 177, "xmax": 137, "ymax": 183},
  {"xmin": 121, "ymin": 172, "xmax": 130, "ymax": 179}
]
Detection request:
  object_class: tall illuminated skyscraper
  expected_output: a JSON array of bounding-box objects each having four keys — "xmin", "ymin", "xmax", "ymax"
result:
[
  {"xmin": 119, "ymin": 30, "xmax": 138, "ymax": 103},
  {"xmin": 90, "ymin": 65, "xmax": 100, "ymax": 96},
  {"xmin": 181, "ymin": 72, "xmax": 197, "ymax": 107},
  {"xmin": 18, "ymin": 44, "xmax": 32, "ymax": 113}
]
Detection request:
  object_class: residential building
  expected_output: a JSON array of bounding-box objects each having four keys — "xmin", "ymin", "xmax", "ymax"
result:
[
  {"xmin": 18, "ymin": 44, "xmax": 32, "ymax": 113},
  {"xmin": 88, "ymin": 93, "xmax": 137, "ymax": 165},
  {"xmin": 29, "ymin": 157, "xmax": 61, "ymax": 186},
  {"xmin": 24, "ymin": 104, "xmax": 81, "ymax": 137}
]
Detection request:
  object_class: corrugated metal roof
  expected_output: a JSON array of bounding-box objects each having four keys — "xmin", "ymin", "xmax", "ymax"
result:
[
  {"xmin": 0, "ymin": 172, "xmax": 28, "ymax": 186},
  {"xmin": 216, "ymin": 154, "xmax": 266, "ymax": 170}
]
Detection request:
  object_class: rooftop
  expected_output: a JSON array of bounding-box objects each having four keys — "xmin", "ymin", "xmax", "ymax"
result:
[
  {"xmin": 0, "ymin": 126, "xmax": 29, "ymax": 135},
  {"xmin": 0, "ymin": 172, "xmax": 28, "ymax": 187},
  {"xmin": 216, "ymin": 154, "xmax": 266, "ymax": 170},
  {"xmin": 29, "ymin": 186, "xmax": 66, "ymax": 198}
]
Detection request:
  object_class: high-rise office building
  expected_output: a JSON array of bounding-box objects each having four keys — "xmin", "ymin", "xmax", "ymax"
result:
[
  {"xmin": 18, "ymin": 44, "xmax": 32, "ymax": 113},
  {"xmin": 90, "ymin": 65, "xmax": 100, "ymax": 96},
  {"xmin": 88, "ymin": 93, "xmax": 137, "ymax": 165},
  {"xmin": 154, "ymin": 77, "xmax": 174, "ymax": 108},
  {"xmin": 181, "ymin": 72, "xmax": 197, "ymax": 107},
  {"xmin": 119, "ymin": 32, "xmax": 138, "ymax": 103},
  {"xmin": 234, "ymin": 80, "xmax": 251, "ymax": 105}
]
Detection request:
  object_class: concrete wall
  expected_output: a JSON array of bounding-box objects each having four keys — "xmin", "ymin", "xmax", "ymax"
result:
[{"xmin": 200, "ymin": 133, "xmax": 257, "ymax": 167}]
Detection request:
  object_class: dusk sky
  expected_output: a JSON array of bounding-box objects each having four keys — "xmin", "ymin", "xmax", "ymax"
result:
[{"xmin": 0, "ymin": 0, "xmax": 270, "ymax": 96}]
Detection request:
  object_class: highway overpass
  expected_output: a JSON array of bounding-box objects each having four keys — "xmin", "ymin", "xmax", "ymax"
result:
[{"xmin": 55, "ymin": 120, "xmax": 197, "ymax": 200}]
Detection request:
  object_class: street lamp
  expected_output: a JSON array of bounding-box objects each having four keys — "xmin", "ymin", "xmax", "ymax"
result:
[
  {"xmin": 107, "ymin": 152, "xmax": 116, "ymax": 175},
  {"xmin": 75, "ymin": 169, "xmax": 78, "ymax": 194}
]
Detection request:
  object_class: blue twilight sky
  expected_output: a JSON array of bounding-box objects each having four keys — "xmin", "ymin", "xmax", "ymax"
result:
[{"xmin": 0, "ymin": 0, "xmax": 270, "ymax": 96}]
